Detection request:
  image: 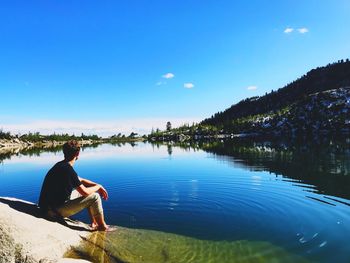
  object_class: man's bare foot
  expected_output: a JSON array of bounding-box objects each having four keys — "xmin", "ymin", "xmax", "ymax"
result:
[
  {"xmin": 97, "ymin": 225, "xmax": 117, "ymax": 232},
  {"xmin": 91, "ymin": 222, "xmax": 98, "ymax": 229}
]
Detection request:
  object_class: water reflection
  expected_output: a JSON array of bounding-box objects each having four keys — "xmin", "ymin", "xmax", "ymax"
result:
[
  {"xmin": 167, "ymin": 144, "xmax": 173, "ymax": 156},
  {"xmin": 161, "ymin": 139, "xmax": 350, "ymax": 201},
  {"xmin": 2, "ymin": 140, "xmax": 350, "ymax": 262},
  {"xmin": 0, "ymin": 142, "xmax": 194, "ymax": 165},
  {"xmin": 0, "ymin": 144, "xmax": 100, "ymax": 164},
  {"xmin": 0, "ymin": 145, "xmax": 62, "ymax": 163}
]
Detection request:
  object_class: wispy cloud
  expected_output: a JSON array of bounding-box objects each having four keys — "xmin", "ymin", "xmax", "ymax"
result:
[
  {"xmin": 156, "ymin": 72, "xmax": 175, "ymax": 85},
  {"xmin": 284, "ymin": 27, "xmax": 309, "ymax": 34},
  {"xmin": 162, "ymin": 73, "xmax": 175, "ymax": 79},
  {"xmin": 298, "ymin": 27, "xmax": 309, "ymax": 34},
  {"xmin": 284, "ymin": 27, "xmax": 294, "ymax": 34},
  {"xmin": 156, "ymin": 81, "xmax": 166, "ymax": 86},
  {"xmin": 184, "ymin": 83, "xmax": 194, "ymax": 89},
  {"xmin": 247, "ymin": 85, "xmax": 257, "ymax": 91}
]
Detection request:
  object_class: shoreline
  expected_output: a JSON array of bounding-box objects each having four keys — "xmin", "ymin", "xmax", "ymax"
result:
[
  {"xmin": 0, "ymin": 138, "xmax": 98, "ymax": 149},
  {"xmin": 0, "ymin": 137, "xmax": 145, "ymax": 150}
]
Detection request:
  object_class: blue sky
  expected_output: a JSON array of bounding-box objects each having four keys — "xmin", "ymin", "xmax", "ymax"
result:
[{"xmin": 1, "ymin": 0, "xmax": 350, "ymax": 135}]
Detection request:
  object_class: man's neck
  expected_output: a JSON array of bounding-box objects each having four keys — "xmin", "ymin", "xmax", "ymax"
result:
[{"xmin": 65, "ymin": 158, "xmax": 75, "ymax": 166}]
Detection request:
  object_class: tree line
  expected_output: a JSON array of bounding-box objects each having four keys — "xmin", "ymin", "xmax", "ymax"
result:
[{"xmin": 0, "ymin": 130, "xmax": 143, "ymax": 142}]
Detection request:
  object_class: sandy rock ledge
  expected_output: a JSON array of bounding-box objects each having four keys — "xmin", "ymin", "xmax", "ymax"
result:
[{"xmin": 0, "ymin": 197, "xmax": 92, "ymax": 263}]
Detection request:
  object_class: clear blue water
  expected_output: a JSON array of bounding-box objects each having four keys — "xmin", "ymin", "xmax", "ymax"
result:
[{"xmin": 1, "ymin": 141, "xmax": 350, "ymax": 262}]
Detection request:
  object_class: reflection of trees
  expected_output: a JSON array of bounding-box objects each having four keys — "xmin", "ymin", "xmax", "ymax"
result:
[
  {"xmin": 205, "ymin": 139, "xmax": 350, "ymax": 200},
  {"xmin": 0, "ymin": 143, "xmax": 102, "ymax": 164},
  {"xmin": 153, "ymin": 139, "xmax": 350, "ymax": 200},
  {"xmin": 0, "ymin": 141, "xmax": 141, "ymax": 164},
  {"xmin": 167, "ymin": 144, "xmax": 173, "ymax": 156},
  {"xmin": 0, "ymin": 146, "xmax": 62, "ymax": 164}
]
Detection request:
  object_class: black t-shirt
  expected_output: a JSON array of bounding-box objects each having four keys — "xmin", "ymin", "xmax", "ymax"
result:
[{"xmin": 38, "ymin": 160, "xmax": 82, "ymax": 211}]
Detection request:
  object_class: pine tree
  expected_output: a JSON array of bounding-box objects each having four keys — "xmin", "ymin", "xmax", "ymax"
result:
[{"xmin": 166, "ymin": 121, "xmax": 172, "ymax": 131}]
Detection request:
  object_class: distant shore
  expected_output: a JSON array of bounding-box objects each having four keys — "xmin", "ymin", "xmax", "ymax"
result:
[{"xmin": 0, "ymin": 137, "xmax": 145, "ymax": 150}]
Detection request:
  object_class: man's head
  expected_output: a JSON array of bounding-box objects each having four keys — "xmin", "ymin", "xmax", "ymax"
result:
[{"xmin": 63, "ymin": 140, "xmax": 81, "ymax": 161}]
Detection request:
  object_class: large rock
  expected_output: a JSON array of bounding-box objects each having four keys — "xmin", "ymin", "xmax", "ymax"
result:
[{"xmin": 0, "ymin": 197, "xmax": 91, "ymax": 263}]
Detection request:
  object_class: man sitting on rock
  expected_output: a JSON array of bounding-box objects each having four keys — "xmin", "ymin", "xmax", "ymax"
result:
[{"xmin": 38, "ymin": 140, "xmax": 112, "ymax": 231}]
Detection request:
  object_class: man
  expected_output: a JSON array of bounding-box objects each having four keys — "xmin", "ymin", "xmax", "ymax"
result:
[{"xmin": 39, "ymin": 140, "xmax": 112, "ymax": 231}]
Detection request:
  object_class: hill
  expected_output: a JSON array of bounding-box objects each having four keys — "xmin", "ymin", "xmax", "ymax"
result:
[
  {"xmin": 202, "ymin": 59, "xmax": 350, "ymax": 128},
  {"xmin": 148, "ymin": 59, "xmax": 350, "ymax": 141},
  {"xmin": 224, "ymin": 87, "xmax": 350, "ymax": 137}
]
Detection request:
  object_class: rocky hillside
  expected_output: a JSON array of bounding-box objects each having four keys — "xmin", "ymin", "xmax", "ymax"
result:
[
  {"xmin": 149, "ymin": 60, "xmax": 350, "ymax": 141},
  {"xmin": 149, "ymin": 87, "xmax": 350, "ymax": 141},
  {"xmin": 202, "ymin": 59, "xmax": 350, "ymax": 128},
  {"xmin": 228, "ymin": 87, "xmax": 350, "ymax": 137}
]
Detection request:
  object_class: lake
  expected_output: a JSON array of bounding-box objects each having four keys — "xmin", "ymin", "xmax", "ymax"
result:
[{"xmin": 1, "ymin": 140, "xmax": 350, "ymax": 262}]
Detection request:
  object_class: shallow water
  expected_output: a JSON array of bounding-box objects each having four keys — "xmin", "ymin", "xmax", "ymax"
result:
[
  {"xmin": 67, "ymin": 226, "xmax": 309, "ymax": 263},
  {"xmin": 1, "ymin": 140, "xmax": 350, "ymax": 262}
]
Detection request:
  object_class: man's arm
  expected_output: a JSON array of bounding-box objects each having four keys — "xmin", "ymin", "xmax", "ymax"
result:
[
  {"xmin": 76, "ymin": 177, "xmax": 109, "ymax": 200},
  {"xmin": 79, "ymin": 177, "xmax": 97, "ymax": 187}
]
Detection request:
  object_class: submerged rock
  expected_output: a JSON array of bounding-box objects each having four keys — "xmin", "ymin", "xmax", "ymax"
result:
[{"xmin": 68, "ymin": 226, "xmax": 312, "ymax": 263}]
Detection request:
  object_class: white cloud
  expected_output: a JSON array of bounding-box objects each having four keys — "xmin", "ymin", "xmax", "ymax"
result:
[
  {"xmin": 284, "ymin": 27, "xmax": 309, "ymax": 34},
  {"xmin": 284, "ymin": 27, "xmax": 294, "ymax": 34},
  {"xmin": 162, "ymin": 73, "xmax": 175, "ymax": 79},
  {"xmin": 156, "ymin": 81, "xmax": 166, "ymax": 86},
  {"xmin": 298, "ymin": 27, "xmax": 309, "ymax": 34},
  {"xmin": 247, "ymin": 85, "xmax": 257, "ymax": 91},
  {"xmin": 184, "ymin": 83, "xmax": 194, "ymax": 89},
  {"xmin": 0, "ymin": 118, "xmax": 202, "ymax": 137}
]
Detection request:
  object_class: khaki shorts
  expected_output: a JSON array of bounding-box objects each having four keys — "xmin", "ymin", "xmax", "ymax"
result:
[{"xmin": 56, "ymin": 190, "xmax": 103, "ymax": 218}]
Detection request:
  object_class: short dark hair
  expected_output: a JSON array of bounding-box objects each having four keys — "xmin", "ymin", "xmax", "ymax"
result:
[{"xmin": 63, "ymin": 140, "xmax": 81, "ymax": 161}]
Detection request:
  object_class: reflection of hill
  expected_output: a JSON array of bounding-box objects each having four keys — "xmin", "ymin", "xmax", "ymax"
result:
[
  {"xmin": 163, "ymin": 139, "xmax": 350, "ymax": 201},
  {"xmin": 200, "ymin": 139, "xmax": 350, "ymax": 200}
]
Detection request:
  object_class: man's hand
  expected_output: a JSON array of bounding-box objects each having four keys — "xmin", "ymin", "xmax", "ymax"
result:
[{"xmin": 98, "ymin": 185, "xmax": 109, "ymax": 200}]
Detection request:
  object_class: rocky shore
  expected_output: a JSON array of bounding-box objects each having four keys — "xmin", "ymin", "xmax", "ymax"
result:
[
  {"xmin": 0, "ymin": 197, "xmax": 92, "ymax": 263},
  {"xmin": 0, "ymin": 138, "xmax": 34, "ymax": 149},
  {"xmin": 0, "ymin": 138, "xmax": 98, "ymax": 149}
]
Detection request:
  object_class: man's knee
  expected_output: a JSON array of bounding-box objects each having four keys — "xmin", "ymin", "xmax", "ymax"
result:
[{"xmin": 90, "ymin": 192, "xmax": 100, "ymax": 202}]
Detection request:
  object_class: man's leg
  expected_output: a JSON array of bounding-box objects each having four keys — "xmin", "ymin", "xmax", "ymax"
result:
[
  {"xmin": 57, "ymin": 193, "xmax": 107, "ymax": 230},
  {"xmin": 88, "ymin": 207, "xmax": 98, "ymax": 228},
  {"xmin": 94, "ymin": 213, "xmax": 108, "ymax": 231}
]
